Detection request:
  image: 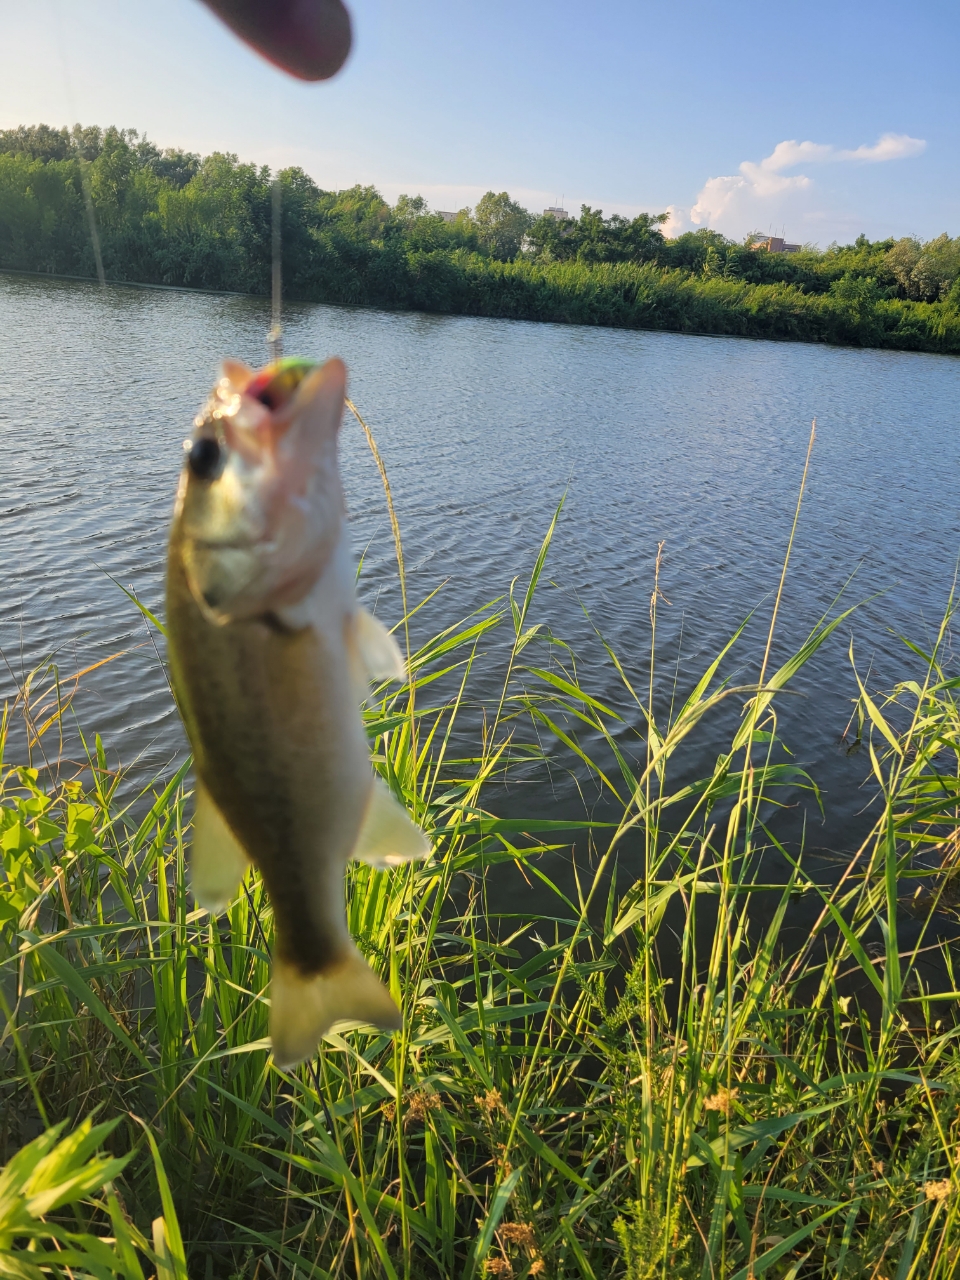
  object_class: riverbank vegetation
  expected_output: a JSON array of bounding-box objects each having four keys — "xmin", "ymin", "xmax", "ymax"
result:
[
  {"xmin": 5, "ymin": 440, "xmax": 960, "ymax": 1277},
  {"xmin": 2, "ymin": 123, "xmax": 959, "ymax": 354}
]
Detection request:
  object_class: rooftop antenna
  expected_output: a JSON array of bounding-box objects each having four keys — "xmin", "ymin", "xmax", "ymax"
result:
[{"xmin": 267, "ymin": 178, "xmax": 283, "ymax": 363}]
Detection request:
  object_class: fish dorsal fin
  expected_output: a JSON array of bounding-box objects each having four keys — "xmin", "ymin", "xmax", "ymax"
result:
[
  {"xmin": 270, "ymin": 948, "xmax": 401, "ymax": 1068},
  {"xmin": 221, "ymin": 357, "xmax": 255, "ymax": 392},
  {"xmin": 353, "ymin": 777, "xmax": 430, "ymax": 868},
  {"xmin": 356, "ymin": 607, "xmax": 406, "ymax": 683},
  {"xmin": 190, "ymin": 780, "xmax": 251, "ymax": 913}
]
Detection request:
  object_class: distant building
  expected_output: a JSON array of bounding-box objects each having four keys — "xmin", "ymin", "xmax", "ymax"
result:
[
  {"xmin": 436, "ymin": 211, "xmax": 457, "ymax": 223},
  {"xmin": 543, "ymin": 206, "xmax": 570, "ymax": 220},
  {"xmin": 751, "ymin": 236, "xmax": 802, "ymax": 255}
]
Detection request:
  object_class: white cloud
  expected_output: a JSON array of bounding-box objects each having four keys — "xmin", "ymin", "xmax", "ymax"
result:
[
  {"xmin": 663, "ymin": 133, "xmax": 926, "ymax": 240},
  {"xmin": 744, "ymin": 139, "xmax": 834, "ymax": 183},
  {"xmin": 836, "ymin": 133, "xmax": 927, "ymax": 163}
]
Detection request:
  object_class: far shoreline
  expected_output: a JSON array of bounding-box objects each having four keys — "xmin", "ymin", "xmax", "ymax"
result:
[{"xmin": 4, "ymin": 266, "xmax": 958, "ymax": 360}]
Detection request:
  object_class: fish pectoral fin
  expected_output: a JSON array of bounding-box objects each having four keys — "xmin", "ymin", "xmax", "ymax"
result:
[
  {"xmin": 355, "ymin": 606, "xmax": 406, "ymax": 683},
  {"xmin": 270, "ymin": 950, "xmax": 401, "ymax": 1068},
  {"xmin": 353, "ymin": 777, "xmax": 430, "ymax": 869},
  {"xmin": 190, "ymin": 781, "xmax": 251, "ymax": 914}
]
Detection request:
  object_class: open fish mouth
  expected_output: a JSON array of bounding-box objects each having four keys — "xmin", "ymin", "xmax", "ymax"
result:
[
  {"xmin": 188, "ymin": 533, "xmax": 280, "ymax": 557},
  {"xmin": 192, "ymin": 538, "xmax": 262, "ymax": 551}
]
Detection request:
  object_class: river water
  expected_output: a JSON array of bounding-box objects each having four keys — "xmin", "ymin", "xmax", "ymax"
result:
[{"xmin": 3, "ymin": 272, "xmax": 960, "ymax": 879}]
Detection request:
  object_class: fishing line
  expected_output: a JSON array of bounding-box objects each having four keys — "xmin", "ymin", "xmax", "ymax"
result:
[
  {"xmin": 48, "ymin": 11, "xmax": 402, "ymax": 1127},
  {"xmin": 51, "ymin": 0, "xmax": 106, "ymax": 287},
  {"xmin": 78, "ymin": 164, "xmax": 106, "ymax": 287},
  {"xmin": 268, "ymin": 178, "xmax": 283, "ymax": 362}
]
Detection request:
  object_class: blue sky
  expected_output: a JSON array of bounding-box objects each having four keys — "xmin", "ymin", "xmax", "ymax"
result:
[{"xmin": 1, "ymin": 0, "xmax": 958, "ymax": 246}]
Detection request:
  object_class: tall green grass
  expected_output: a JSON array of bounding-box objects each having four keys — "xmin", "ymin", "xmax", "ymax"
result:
[{"xmin": 3, "ymin": 428, "xmax": 960, "ymax": 1278}]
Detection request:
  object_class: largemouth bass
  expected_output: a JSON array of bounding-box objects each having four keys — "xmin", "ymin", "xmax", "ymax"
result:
[{"xmin": 166, "ymin": 355, "xmax": 428, "ymax": 1068}]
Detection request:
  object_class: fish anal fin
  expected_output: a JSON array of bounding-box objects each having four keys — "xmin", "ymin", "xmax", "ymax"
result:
[
  {"xmin": 355, "ymin": 607, "xmax": 405, "ymax": 683},
  {"xmin": 270, "ymin": 950, "xmax": 401, "ymax": 1068},
  {"xmin": 353, "ymin": 778, "xmax": 430, "ymax": 869},
  {"xmin": 190, "ymin": 780, "xmax": 251, "ymax": 913}
]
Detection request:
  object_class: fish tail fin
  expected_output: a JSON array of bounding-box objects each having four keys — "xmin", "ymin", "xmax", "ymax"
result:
[{"xmin": 270, "ymin": 949, "xmax": 401, "ymax": 1069}]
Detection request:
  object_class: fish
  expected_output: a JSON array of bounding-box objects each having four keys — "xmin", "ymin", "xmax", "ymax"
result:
[{"xmin": 165, "ymin": 354, "xmax": 429, "ymax": 1068}]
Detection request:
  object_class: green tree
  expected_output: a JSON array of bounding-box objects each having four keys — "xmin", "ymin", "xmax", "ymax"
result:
[
  {"xmin": 0, "ymin": 123, "xmax": 74, "ymax": 161},
  {"xmin": 523, "ymin": 209, "xmax": 572, "ymax": 261},
  {"xmin": 473, "ymin": 190, "xmax": 531, "ymax": 260},
  {"xmin": 394, "ymin": 193, "xmax": 429, "ymax": 224},
  {"xmin": 701, "ymin": 244, "xmax": 722, "ymax": 278},
  {"xmin": 526, "ymin": 205, "xmax": 667, "ymax": 265},
  {"xmin": 69, "ymin": 124, "xmax": 104, "ymax": 160},
  {"xmin": 664, "ymin": 228, "xmax": 731, "ymax": 273},
  {"xmin": 913, "ymin": 233, "xmax": 960, "ymax": 301},
  {"xmin": 885, "ymin": 235, "xmax": 960, "ymax": 301},
  {"xmin": 885, "ymin": 237, "xmax": 923, "ymax": 297}
]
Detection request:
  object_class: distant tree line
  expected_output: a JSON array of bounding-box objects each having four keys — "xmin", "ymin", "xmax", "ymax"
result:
[{"xmin": 1, "ymin": 123, "xmax": 959, "ymax": 354}]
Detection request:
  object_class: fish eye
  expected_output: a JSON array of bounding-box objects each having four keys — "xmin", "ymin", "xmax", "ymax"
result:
[{"xmin": 187, "ymin": 436, "xmax": 224, "ymax": 481}]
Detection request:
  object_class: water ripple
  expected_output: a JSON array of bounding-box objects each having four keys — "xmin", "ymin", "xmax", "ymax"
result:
[{"xmin": 1, "ymin": 275, "xmax": 959, "ymax": 857}]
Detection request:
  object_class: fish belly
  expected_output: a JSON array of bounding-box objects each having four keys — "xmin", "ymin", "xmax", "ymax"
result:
[{"xmin": 166, "ymin": 543, "xmax": 370, "ymax": 974}]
